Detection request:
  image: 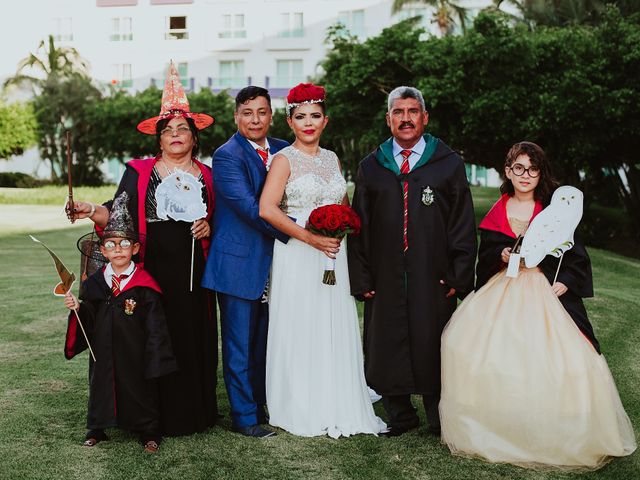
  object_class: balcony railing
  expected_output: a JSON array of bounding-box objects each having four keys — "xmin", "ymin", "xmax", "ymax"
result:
[
  {"xmin": 151, "ymin": 77, "xmax": 195, "ymax": 92},
  {"xmin": 208, "ymin": 77, "xmax": 252, "ymax": 89},
  {"xmin": 270, "ymin": 75, "xmax": 306, "ymax": 89},
  {"xmin": 109, "ymin": 33, "xmax": 133, "ymax": 41},
  {"xmin": 276, "ymin": 28, "xmax": 305, "ymax": 38},
  {"xmin": 218, "ymin": 30, "xmax": 247, "ymax": 39}
]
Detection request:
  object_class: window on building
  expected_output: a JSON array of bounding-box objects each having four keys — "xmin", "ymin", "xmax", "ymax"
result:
[
  {"xmin": 165, "ymin": 16, "xmax": 188, "ymax": 40},
  {"xmin": 278, "ymin": 12, "xmax": 304, "ymax": 38},
  {"xmin": 111, "ymin": 63, "xmax": 133, "ymax": 88},
  {"xmin": 53, "ymin": 17, "xmax": 73, "ymax": 42},
  {"xmin": 219, "ymin": 14, "xmax": 246, "ymax": 39},
  {"xmin": 177, "ymin": 62, "xmax": 188, "ymax": 87},
  {"xmin": 337, "ymin": 9, "xmax": 365, "ymax": 38},
  {"xmin": 110, "ymin": 17, "xmax": 133, "ymax": 41},
  {"xmin": 218, "ymin": 60, "xmax": 245, "ymax": 88},
  {"xmin": 275, "ymin": 59, "xmax": 303, "ymax": 88}
]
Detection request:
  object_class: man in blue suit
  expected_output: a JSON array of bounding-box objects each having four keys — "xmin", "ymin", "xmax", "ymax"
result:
[{"xmin": 202, "ymin": 86, "xmax": 289, "ymax": 438}]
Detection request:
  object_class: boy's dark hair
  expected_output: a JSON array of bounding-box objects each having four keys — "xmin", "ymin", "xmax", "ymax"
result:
[
  {"xmin": 235, "ymin": 86, "xmax": 271, "ymax": 110},
  {"xmin": 500, "ymin": 141, "xmax": 559, "ymax": 205},
  {"xmin": 155, "ymin": 116, "xmax": 199, "ymax": 157}
]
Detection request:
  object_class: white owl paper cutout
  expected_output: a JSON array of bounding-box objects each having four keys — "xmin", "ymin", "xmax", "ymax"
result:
[
  {"xmin": 155, "ymin": 169, "xmax": 207, "ymax": 222},
  {"xmin": 520, "ymin": 186, "xmax": 583, "ymax": 268}
]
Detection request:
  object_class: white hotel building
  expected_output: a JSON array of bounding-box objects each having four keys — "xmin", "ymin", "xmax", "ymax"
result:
[{"xmin": 2, "ymin": 0, "xmax": 499, "ymax": 185}]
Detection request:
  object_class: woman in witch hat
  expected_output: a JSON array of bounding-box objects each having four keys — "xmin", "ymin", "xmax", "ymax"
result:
[{"xmin": 71, "ymin": 62, "xmax": 218, "ymax": 436}]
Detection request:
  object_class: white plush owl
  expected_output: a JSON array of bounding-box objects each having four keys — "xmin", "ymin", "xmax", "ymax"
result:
[
  {"xmin": 520, "ymin": 186, "xmax": 584, "ymax": 268},
  {"xmin": 155, "ymin": 169, "xmax": 207, "ymax": 222}
]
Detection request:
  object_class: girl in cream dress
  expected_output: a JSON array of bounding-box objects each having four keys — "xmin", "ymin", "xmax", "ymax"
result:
[{"xmin": 440, "ymin": 141, "xmax": 636, "ymax": 470}]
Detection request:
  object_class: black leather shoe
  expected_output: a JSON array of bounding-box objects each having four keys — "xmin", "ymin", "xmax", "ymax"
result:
[
  {"xmin": 380, "ymin": 426, "xmax": 410, "ymax": 438},
  {"xmin": 234, "ymin": 425, "xmax": 277, "ymax": 438},
  {"xmin": 427, "ymin": 425, "xmax": 441, "ymax": 436}
]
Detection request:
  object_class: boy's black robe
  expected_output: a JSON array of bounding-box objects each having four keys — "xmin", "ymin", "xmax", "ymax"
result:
[
  {"xmin": 348, "ymin": 135, "xmax": 477, "ymax": 395},
  {"xmin": 65, "ymin": 266, "xmax": 178, "ymax": 432},
  {"xmin": 477, "ymin": 194, "xmax": 601, "ymax": 353}
]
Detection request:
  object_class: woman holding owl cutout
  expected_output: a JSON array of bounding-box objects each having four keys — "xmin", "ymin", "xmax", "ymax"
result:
[
  {"xmin": 69, "ymin": 63, "xmax": 219, "ymax": 437},
  {"xmin": 439, "ymin": 141, "xmax": 636, "ymax": 470}
]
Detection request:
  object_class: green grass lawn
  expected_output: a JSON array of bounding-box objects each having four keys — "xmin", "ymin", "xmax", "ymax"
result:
[
  {"xmin": 0, "ymin": 188, "xmax": 638, "ymax": 480},
  {"xmin": 0, "ymin": 186, "xmax": 117, "ymax": 206}
]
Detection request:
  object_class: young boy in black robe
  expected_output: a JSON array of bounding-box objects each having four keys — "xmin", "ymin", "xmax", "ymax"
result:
[{"xmin": 63, "ymin": 192, "xmax": 177, "ymax": 452}]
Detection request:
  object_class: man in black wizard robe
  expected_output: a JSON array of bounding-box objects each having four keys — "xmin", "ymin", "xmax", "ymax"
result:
[
  {"xmin": 348, "ymin": 86, "xmax": 477, "ymax": 437},
  {"xmin": 64, "ymin": 192, "xmax": 177, "ymax": 451}
]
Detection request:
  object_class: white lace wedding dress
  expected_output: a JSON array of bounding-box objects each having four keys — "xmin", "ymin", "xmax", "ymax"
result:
[{"xmin": 266, "ymin": 146, "xmax": 386, "ymax": 438}]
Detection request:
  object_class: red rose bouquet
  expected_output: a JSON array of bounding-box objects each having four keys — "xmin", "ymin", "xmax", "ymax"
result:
[{"xmin": 307, "ymin": 204, "xmax": 361, "ymax": 285}]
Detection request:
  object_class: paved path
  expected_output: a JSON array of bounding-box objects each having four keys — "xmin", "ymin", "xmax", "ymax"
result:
[{"xmin": 0, "ymin": 205, "xmax": 94, "ymax": 234}]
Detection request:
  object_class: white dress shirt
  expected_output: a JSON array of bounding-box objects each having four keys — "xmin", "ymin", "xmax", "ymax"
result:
[
  {"xmin": 104, "ymin": 261, "xmax": 136, "ymax": 290},
  {"xmin": 392, "ymin": 136, "xmax": 426, "ymax": 172},
  {"xmin": 247, "ymin": 138, "xmax": 273, "ymax": 170}
]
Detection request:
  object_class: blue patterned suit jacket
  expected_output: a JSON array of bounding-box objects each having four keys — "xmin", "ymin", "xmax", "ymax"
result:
[{"xmin": 202, "ymin": 132, "xmax": 289, "ymax": 300}]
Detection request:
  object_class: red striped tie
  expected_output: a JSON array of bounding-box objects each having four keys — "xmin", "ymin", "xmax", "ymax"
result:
[
  {"xmin": 400, "ymin": 149, "xmax": 411, "ymax": 252},
  {"xmin": 256, "ymin": 147, "xmax": 269, "ymax": 167},
  {"xmin": 111, "ymin": 273, "xmax": 129, "ymax": 296}
]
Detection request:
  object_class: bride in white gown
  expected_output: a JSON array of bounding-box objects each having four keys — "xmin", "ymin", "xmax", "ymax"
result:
[{"xmin": 259, "ymin": 83, "xmax": 385, "ymax": 438}]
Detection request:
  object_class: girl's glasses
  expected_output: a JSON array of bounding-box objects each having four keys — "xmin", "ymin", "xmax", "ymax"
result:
[{"xmin": 509, "ymin": 163, "xmax": 540, "ymax": 178}]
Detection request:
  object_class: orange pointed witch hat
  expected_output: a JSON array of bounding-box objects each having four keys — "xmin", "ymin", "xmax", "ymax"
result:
[{"xmin": 136, "ymin": 61, "xmax": 214, "ymax": 135}]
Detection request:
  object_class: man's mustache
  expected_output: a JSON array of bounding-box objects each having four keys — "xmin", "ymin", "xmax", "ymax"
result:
[{"xmin": 400, "ymin": 122, "xmax": 415, "ymax": 129}]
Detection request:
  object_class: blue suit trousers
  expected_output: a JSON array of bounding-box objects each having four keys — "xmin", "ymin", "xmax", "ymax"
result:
[{"xmin": 218, "ymin": 292, "xmax": 269, "ymax": 428}]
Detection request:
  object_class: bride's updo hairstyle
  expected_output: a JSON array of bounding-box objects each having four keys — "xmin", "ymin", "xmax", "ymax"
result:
[{"xmin": 286, "ymin": 83, "xmax": 326, "ymax": 117}]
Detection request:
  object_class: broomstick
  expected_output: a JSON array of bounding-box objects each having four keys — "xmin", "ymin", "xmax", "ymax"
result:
[
  {"xmin": 63, "ymin": 130, "xmax": 75, "ymax": 224},
  {"xmin": 30, "ymin": 235, "xmax": 97, "ymax": 361}
]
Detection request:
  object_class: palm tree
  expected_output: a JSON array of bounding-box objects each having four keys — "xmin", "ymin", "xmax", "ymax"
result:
[
  {"xmin": 4, "ymin": 35, "xmax": 90, "ymax": 93},
  {"xmin": 492, "ymin": 0, "xmax": 609, "ymax": 27},
  {"xmin": 392, "ymin": 0, "xmax": 469, "ymax": 36},
  {"xmin": 3, "ymin": 36, "xmax": 95, "ymax": 182}
]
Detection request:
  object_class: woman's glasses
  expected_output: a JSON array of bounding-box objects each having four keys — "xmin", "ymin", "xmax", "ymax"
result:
[
  {"xmin": 103, "ymin": 239, "xmax": 133, "ymax": 250},
  {"xmin": 160, "ymin": 126, "xmax": 191, "ymax": 136},
  {"xmin": 509, "ymin": 163, "xmax": 540, "ymax": 178}
]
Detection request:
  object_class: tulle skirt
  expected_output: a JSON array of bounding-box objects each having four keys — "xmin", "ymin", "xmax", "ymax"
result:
[
  {"xmin": 440, "ymin": 268, "xmax": 636, "ymax": 470},
  {"xmin": 266, "ymin": 236, "xmax": 386, "ymax": 438}
]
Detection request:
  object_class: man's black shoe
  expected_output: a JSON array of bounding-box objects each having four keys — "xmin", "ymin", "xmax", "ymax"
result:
[
  {"xmin": 427, "ymin": 425, "xmax": 441, "ymax": 436},
  {"xmin": 380, "ymin": 426, "xmax": 410, "ymax": 438},
  {"xmin": 234, "ymin": 425, "xmax": 277, "ymax": 438}
]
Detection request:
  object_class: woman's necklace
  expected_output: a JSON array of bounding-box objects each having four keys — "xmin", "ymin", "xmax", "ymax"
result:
[{"xmin": 160, "ymin": 158, "xmax": 194, "ymax": 177}]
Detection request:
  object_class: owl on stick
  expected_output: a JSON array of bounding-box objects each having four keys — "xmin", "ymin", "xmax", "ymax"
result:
[
  {"xmin": 521, "ymin": 186, "xmax": 584, "ymax": 268},
  {"xmin": 155, "ymin": 170, "xmax": 207, "ymax": 222}
]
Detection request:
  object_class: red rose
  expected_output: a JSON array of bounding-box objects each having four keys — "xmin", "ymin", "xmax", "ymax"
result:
[{"xmin": 326, "ymin": 215, "xmax": 341, "ymax": 231}]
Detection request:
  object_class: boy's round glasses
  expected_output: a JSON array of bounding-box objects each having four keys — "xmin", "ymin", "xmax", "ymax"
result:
[
  {"xmin": 103, "ymin": 239, "xmax": 132, "ymax": 250},
  {"xmin": 509, "ymin": 163, "xmax": 540, "ymax": 178}
]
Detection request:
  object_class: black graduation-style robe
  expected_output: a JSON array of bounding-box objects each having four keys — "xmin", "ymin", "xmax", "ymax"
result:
[
  {"xmin": 105, "ymin": 157, "xmax": 219, "ymax": 436},
  {"xmin": 348, "ymin": 135, "xmax": 477, "ymax": 396},
  {"xmin": 476, "ymin": 194, "xmax": 601, "ymax": 353},
  {"xmin": 65, "ymin": 266, "xmax": 178, "ymax": 432}
]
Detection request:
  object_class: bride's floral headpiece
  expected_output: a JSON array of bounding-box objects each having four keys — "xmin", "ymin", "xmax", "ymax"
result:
[{"xmin": 286, "ymin": 83, "xmax": 325, "ymax": 116}]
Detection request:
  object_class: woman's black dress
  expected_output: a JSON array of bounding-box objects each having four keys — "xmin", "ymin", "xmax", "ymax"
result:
[{"xmin": 143, "ymin": 169, "xmax": 218, "ymax": 436}]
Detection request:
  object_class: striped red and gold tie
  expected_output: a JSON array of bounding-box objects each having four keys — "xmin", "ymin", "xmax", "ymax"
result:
[
  {"xmin": 256, "ymin": 147, "xmax": 269, "ymax": 167},
  {"xmin": 400, "ymin": 149, "xmax": 411, "ymax": 252},
  {"xmin": 111, "ymin": 273, "xmax": 129, "ymax": 297}
]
